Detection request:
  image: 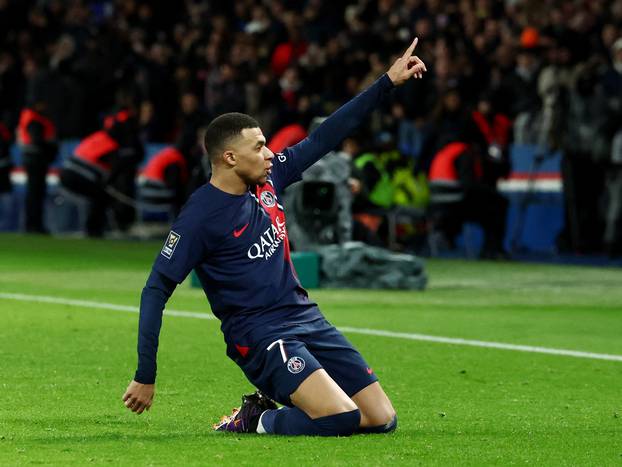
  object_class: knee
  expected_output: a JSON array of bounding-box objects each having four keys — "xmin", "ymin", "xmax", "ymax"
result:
[
  {"xmin": 360, "ymin": 404, "xmax": 396, "ymax": 428},
  {"xmin": 378, "ymin": 406, "xmax": 397, "ymax": 425},
  {"xmin": 358, "ymin": 413, "xmax": 398, "ymax": 434},
  {"xmin": 313, "ymin": 409, "xmax": 361, "ymax": 437},
  {"xmin": 382, "ymin": 413, "xmax": 398, "ymax": 433}
]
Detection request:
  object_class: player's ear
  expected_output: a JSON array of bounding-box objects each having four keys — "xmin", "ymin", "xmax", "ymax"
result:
[{"xmin": 223, "ymin": 150, "xmax": 237, "ymax": 167}]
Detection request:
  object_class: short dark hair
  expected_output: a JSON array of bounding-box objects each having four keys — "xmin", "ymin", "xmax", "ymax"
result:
[{"xmin": 204, "ymin": 112, "xmax": 260, "ymax": 161}]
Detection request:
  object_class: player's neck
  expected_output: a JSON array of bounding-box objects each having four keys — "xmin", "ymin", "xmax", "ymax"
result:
[{"xmin": 210, "ymin": 170, "xmax": 248, "ymax": 195}]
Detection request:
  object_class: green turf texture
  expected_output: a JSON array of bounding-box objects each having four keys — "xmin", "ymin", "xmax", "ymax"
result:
[{"xmin": 0, "ymin": 234, "xmax": 621, "ymax": 466}]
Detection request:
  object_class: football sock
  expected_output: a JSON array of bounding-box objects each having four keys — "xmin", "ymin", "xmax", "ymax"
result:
[
  {"xmin": 257, "ymin": 407, "xmax": 360, "ymax": 436},
  {"xmin": 256, "ymin": 410, "xmax": 271, "ymax": 434},
  {"xmin": 357, "ymin": 414, "xmax": 398, "ymax": 434}
]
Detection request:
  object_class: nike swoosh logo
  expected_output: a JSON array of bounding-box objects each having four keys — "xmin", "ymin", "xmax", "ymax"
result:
[{"xmin": 233, "ymin": 223, "xmax": 250, "ymax": 238}]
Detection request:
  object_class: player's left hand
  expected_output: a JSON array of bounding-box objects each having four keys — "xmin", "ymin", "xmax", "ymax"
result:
[
  {"xmin": 387, "ymin": 37, "xmax": 427, "ymax": 86},
  {"xmin": 122, "ymin": 380, "xmax": 155, "ymax": 415}
]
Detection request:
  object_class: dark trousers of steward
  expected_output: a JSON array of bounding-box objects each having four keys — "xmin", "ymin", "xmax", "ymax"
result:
[{"xmin": 22, "ymin": 150, "xmax": 53, "ymax": 233}]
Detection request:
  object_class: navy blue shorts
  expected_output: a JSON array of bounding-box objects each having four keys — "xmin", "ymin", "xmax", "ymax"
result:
[{"xmin": 226, "ymin": 314, "xmax": 378, "ymax": 406}]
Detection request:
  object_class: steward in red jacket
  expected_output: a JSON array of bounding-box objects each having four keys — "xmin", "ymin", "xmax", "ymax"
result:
[
  {"xmin": 16, "ymin": 102, "xmax": 58, "ymax": 233},
  {"xmin": 59, "ymin": 109, "xmax": 143, "ymax": 237},
  {"xmin": 427, "ymin": 91, "xmax": 512, "ymax": 258},
  {"xmin": 138, "ymin": 146, "xmax": 189, "ymax": 214}
]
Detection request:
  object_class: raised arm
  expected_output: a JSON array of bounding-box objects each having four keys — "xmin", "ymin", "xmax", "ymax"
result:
[{"xmin": 287, "ymin": 37, "xmax": 426, "ymax": 174}]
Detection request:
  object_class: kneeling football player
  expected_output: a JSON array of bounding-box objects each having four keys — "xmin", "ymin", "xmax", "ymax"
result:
[{"xmin": 123, "ymin": 38, "xmax": 427, "ymax": 436}]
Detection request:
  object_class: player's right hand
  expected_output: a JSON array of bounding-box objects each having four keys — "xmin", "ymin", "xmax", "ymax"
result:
[
  {"xmin": 387, "ymin": 37, "xmax": 427, "ymax": 86},
  {"xmin": 122, "ymin": 380, "xmax": 155, "ymax": 414}
]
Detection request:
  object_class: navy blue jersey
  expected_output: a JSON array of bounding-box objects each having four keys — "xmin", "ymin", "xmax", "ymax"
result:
[
  {"xmin": 153, "ymin": 153, "xmax": 318, "ymax": 340},
  {"xmin": 134, "ymin": 74, "xmax": 394, "ymax": 384}
]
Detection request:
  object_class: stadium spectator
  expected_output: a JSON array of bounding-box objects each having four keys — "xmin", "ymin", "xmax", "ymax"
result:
[
  {"xmin": 173, "ymin": 91, "xmax": 210, "ymax": 198},
  {"xmin": 0, "ymin": 50, "xmax": 22, "ymax": 128},
  {"xmin": 469, "ymin": 92, "xmax": 513, "ymax": 168},
  {"xmin": 176, "ymin": 92, "xmax": 205, "ymax": 149},
  {"xmin": 424, "ymin": 86, "xmax": 471, "ymax": 164},
  {"xmin": 505, "ymin": 38, "xmax": 543, "ymax": 118},
  {"xmin": 352, "ymin": 138, "xmax": 395, "ymax": 245},
  {"xmin": 556, "ymin": 59, "xmax": 611, "ymax": 253}
]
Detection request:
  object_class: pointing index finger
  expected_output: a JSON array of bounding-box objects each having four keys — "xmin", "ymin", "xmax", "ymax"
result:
[{"xmin": 402, "ymin": 37, "xmax": 419, "ymax": 59}]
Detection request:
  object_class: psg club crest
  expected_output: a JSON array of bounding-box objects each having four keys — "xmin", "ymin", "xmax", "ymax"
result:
[
  {"xmin": 260, "ymin": 190, "xmax": 276, "ymax": 208},
  {"xmin": 287, "ymin": 356, "xmax": 305, "ymax": 374}
]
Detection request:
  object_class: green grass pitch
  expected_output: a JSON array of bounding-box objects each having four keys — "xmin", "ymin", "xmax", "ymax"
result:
[{"xmin": 0, "ymin": 234, "xmax": 621, "ymax": 465}]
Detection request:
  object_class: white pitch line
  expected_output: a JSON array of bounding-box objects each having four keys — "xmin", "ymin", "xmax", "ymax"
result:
[
  {"xmin": 1, "ymin": 292, "xmax": 621, "ymax": 363},
  {"xmin": 0, "ymin": 292, "xmax": 216, "ymax": 320},
  {"xmin": 337, "ymin": 327, "xmax": 622, "ymax": 362}
]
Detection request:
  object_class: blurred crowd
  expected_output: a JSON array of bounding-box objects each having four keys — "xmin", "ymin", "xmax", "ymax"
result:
[{"xmin": 0, "ymin": 0, "xmax": 621, "ymax": 256}]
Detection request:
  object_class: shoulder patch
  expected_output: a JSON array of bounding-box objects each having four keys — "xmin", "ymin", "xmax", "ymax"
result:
[
  {"xmin": 161, "ymin": 230, "xmax": 181, "ymax": 259},
  {"xmin": 277, "ymin": 153, "xmax": 287, "ymax": 163}
]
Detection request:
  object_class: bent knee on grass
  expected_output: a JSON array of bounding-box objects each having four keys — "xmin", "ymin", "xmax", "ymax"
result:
[
  {"xmin": 351, "ymin": 382, "xmax": 396, "ymax": 427},
  {"xmin": 359, "ymin": 407, "xmax": 396, "ymax": 428}
]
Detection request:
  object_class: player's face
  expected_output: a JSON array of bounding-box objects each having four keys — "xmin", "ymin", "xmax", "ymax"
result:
[{"xmin": 233, "ymin": 127, "xmax": 274, "ymax": 185}]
